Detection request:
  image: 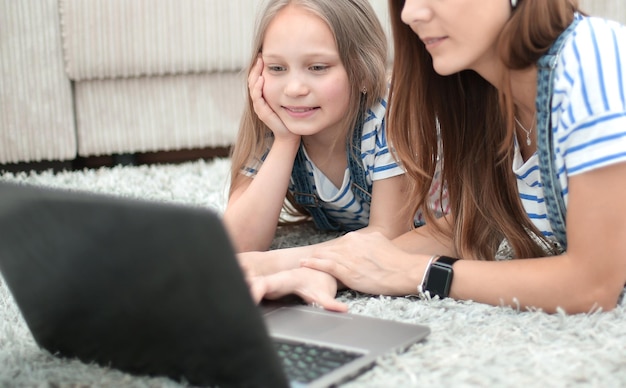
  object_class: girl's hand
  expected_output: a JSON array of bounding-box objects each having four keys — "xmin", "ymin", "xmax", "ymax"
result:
[
  {"xmin": 301, "ymin": 231, "xmax": 426, "ymax": 296},
  {"xmin": 249, "ymin": 57, "xmax": 300, "ymax": 142},
  {"xmin": 237, "ymin": 250, "xmax": 301, "ymax": 278},
  {"xmin": 238, "ymin": 251, "xmax": 269, "ymax": 278},
  {"xmin": 247, "ymin": 268, "xmax": 348, "ymax": 312}
]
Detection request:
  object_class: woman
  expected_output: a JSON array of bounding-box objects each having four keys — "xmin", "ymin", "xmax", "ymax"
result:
[{"xmin": 282, "ymin": 0, "xmax": 626, "ymax": 314}]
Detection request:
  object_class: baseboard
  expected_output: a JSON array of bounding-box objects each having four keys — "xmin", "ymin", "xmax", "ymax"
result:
[{"xmin": 0, "ymin": 146, "xmax": 232, "ymax": 174}]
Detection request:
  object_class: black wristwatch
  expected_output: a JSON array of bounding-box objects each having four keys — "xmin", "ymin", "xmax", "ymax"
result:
[{"xmin": 424, "ymin": 256, "xmax": 459, "ymax": 299}]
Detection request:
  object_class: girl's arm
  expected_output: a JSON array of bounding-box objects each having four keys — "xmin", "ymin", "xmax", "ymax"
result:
[
  {"xmin": 224, "ymin": 57, "xmax": 301, "ymax": 252},
  {"xmin": 302, "ymin": 162, "xmax": 626, "ymax": 313},
  {"xmin": 357, "ymin": 174, "xmax": 413, "ymax": 238},
  {"xmin": 224, "ymin": 137, "xmax": 300, "ymax": 252}
]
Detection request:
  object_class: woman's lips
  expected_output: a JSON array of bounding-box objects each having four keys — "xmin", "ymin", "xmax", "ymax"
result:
[{"xmin": 422, "ymin": 36, "xmax": 447, "ymax": 49}]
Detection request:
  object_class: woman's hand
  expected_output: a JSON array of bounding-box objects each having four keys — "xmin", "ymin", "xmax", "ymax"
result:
[
  {"xmin": 246, "ymin": 268, "xmax": 348, "ymax": 312},
  {"xmin": 301, "ymin": 231, "xmax": 426, "ymax": 296},
  {"xmin": 249, "ymin": 57, "xmax": 299, "ymax": 142}
]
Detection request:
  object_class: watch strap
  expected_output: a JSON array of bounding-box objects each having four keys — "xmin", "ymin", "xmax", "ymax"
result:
[{"xmin": 423, "ymin": 256, "xmax": 459, "ymax": 299}]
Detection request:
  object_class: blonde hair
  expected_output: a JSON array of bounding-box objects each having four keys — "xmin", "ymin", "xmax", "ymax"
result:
[
  {"xmin": 229, "ymin": 0, "xmax": 388, "ymax": 222},
  {"xmin": 386, "ymin": 0, "xmax": 579, "ymax": 259}
]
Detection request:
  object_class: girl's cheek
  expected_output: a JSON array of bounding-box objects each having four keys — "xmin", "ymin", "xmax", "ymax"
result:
[
  {"xmin": 261, "ymin": 77, "xmax": 272, "ymax": 96},
  {"xmin": 261, "ymin": 80, "xmax": 280, "ymax": 105}
]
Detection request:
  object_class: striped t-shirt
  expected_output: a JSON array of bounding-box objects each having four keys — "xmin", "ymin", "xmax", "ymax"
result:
[
  {"xmin": 245, "ymin": 98, "xmax": 404, "ymax": 230},
  {"xmin": 515, "ymin": 16, "xmax": 626, "ymax": 241}
]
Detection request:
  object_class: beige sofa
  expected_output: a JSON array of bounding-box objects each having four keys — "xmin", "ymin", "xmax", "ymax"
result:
[
  {"xmin": 0, "ymin": 0, "xmax": 262, "ymax": 165},
  {"xmin": 0, "ymin": 0, "xmax": 623, "ymax": 166}
]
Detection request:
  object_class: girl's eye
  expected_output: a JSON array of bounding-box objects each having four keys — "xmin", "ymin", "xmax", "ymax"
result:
[
  {"xmin": 310, "ymin": 65, "xmax": 329, "ymax": 72},
  {"xmin": 267, "ymin": 65, "xmax": 285, "ymax": 72}
]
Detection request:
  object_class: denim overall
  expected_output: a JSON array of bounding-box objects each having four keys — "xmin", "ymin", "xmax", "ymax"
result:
[
  {"xmin": 290, "ymin": 103, "xmax": 371, "ymax": 231},
  {"xmin": 536, "ymin": 14, "xmax": 581, "ymax": 251}
]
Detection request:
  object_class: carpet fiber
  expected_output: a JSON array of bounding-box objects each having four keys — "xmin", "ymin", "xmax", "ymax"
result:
[{"xmin": 1, "ymin": 158, "xmax": 625, "ymax": 387}]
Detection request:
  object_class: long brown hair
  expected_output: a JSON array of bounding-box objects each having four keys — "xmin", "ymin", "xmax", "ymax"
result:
[
  {"xmin": 229, "ymin": 0, "xmax": 388, "ymax": 222},
  {"xmin": 386, "ymin": 0, "xmax": 578, "ymax": 259}
]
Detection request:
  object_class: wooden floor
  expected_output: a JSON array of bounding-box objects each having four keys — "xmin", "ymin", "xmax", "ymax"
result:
[{"xmin": 0, "ymin": 146, "xmax": 231, "ymax": 174}]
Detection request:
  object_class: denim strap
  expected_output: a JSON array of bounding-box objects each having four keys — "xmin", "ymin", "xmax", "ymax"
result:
[
  {"xmin": 535, "ymin": 15, "xmax": 581, "ymax": 250},
  {"xmin": 291, "ymin": 100, "xmax": 372, "ymax": 231}
]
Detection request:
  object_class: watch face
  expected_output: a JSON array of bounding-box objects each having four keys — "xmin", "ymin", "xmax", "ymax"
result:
[{"xmin": 426, "ymin": 266, "xmax": 453, "ymax": 298}]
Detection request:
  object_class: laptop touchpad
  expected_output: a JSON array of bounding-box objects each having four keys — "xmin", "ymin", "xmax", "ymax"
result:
[{"xmin": 264, "ymin": 307, "xmax": 353, "ymax": 340}]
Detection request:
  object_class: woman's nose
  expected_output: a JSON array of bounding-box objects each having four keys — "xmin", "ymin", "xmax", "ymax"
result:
[{"xmin": 401, "ymin": 0, "xmax": 433, "ymax": 26}]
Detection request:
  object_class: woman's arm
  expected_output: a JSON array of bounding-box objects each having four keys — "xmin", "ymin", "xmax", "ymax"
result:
[
  {"xmin": 452, "ymin": 161, "xmax": 626, "ymax": 313},
  {"xmin": 302, "ymin": 162, "xmax": 626, "ymax": 313}
]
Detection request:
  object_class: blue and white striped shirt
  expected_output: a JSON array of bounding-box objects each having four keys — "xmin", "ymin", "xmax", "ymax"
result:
[
  {"xmin": 515, "ymin": 16, "xmax": 626, "ymax": 239},
  {"xmin": 245, "ymin": 98, "xmax": 404, "ymax": 230}
]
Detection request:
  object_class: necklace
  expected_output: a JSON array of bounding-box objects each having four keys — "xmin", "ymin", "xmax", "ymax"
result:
[{"xmin": 514, "ymin": 113, "xmax": 536, "ymax": 146}]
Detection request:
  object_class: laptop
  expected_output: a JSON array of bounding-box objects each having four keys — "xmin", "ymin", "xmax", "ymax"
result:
[{"xmin": 0, "ymin": 180, "xmax": 430, "ymax": 387}]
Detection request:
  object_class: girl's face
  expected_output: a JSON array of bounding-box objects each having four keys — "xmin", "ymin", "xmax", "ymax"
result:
[
  {"xmin": 400, "ymin": 0, "xmax": 511, "ymax": 77},
  {"xmin": 261, "ymin": 5, "xmax": 351, "ymax": 138}
]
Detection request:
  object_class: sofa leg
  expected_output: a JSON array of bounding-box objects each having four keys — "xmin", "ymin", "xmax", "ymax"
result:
[{"xmin": 112, "ymin": 153, "xmax": 137, "ymax": 166}]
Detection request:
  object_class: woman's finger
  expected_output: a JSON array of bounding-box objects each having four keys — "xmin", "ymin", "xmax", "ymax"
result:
[{"xmin": 300, "ymin": 258, "xmax": 343, "ymax": 276}]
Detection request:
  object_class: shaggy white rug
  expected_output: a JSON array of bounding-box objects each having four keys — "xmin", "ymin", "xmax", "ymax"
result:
[{"xmin": 1, "ymin": 158, "xmax": 625, "ymax": 387}]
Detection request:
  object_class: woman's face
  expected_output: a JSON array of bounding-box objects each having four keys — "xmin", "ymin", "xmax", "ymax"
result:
[
  {"xmin": 400, "ymin": 0, "xmax": 511, "ymax": 77},
  {"xmin": 260, "ymin": 5, "xmax": 351, "ymax": 139}
]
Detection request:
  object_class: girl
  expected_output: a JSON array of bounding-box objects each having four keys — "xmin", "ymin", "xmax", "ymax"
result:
[
  {"xmin": 282, "ymin": 0, "xmax": 626, "ymax": 314},
  {"xmin": 224, "ymin": 0, "xmax": 413, "ymax": 254}
]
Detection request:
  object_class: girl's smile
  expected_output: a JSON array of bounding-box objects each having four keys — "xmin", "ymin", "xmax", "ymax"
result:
[{"xmin": 282, "ymin": 105, "xmax": 320, "ymax": 119}]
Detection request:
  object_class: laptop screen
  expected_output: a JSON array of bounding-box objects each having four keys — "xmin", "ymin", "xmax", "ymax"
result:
[{"xmin": 0, "ymin": 181, "xmax": 288, "ymax": 387}]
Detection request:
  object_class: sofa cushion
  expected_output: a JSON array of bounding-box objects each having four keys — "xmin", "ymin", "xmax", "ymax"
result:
[
  {"xmin": 0, "ymin": 0, "xmax": 76, "ymax": 164},
  {"xmin": 74, "ymin": 72, "xmax": 245, "ymax": 156},
  {"xmin": 59, "ymin": 0, "xmax": 259, "ymax": 81}
]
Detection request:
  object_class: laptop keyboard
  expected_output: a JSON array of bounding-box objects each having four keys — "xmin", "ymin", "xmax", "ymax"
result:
[{"xmin": 273, "ymin": 339, "xmax": 363, "ymax": 384}]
